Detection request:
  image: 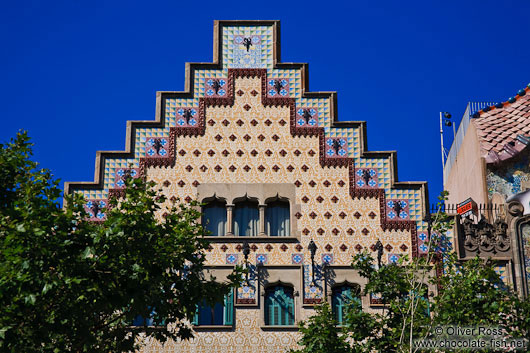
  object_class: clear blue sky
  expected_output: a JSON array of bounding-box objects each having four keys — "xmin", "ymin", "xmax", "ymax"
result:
[{"xmin": 1, "ymin": 0, "xmax": 529, "ymax": 205}]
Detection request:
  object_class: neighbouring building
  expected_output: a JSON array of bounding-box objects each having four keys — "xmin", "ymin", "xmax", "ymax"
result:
[
  {"xmin": 65, "ymin": 20, "xmax": 432, "ymax": 352},
  {"xmin": 444, "ymin": 84, "xmax": 530, "ymax": 297}
]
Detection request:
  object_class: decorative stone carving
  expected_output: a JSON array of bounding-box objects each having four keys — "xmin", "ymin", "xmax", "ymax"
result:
[
  {"xmin": 508, "ymin": 200, "xmax": 524, "ymax": 217},
  {"xmin": 461, "ymin": 215, "xmax": 510, "ymax": 254}
]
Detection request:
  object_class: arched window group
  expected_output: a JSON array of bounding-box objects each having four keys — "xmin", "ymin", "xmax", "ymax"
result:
[{"xmin": 202, "ymin": 197, "xmax": 290, "ymax": 237}]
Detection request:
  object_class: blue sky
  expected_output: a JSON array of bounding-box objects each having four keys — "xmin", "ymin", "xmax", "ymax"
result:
[{"xmin": 1, "ymin": 0, "xmax": 529, "ymax": 205}]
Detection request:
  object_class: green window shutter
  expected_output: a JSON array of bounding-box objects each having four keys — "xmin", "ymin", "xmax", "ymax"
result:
[
  {"xmin": 265, "ymin": 293, "xmax": 271, "ymax": 325},
  {"xmin": 266, "ymin": 288, "xmax": 279, "ymax": 325},
  {"xmin": 223, "ymin": 289, "xmax": 234, "ymax": 325},
  {"xmin": 191, "ymin": 304, "xmax": 199, "ymax": 325},
  {"xmin": 286, "ymin": 295, "xmax": 294, "ymax": 325},
  {"xmin": 343, "ymin": 287, "xmax": 353, "ymax": 301},
  {"xmin": 265, "ymin": 286, "xmax": 294, "ymax": 326},
  {"xmin": 332, "ymin": 290, "xmax": 344, "ymax": 324},
  {"xmin": 276, "ymin": 288, "xmax": 284, "ymax": 325},
  {"xmin": 341, "ymin": 287, "xmax": 353, "ymax": 324},
  {"xmin": 273, "ymin": 305, "xmax": 279, "ymax": 325},
  {"xmin": 333, "ymin": 286, "xmax": 359, "ymax": 325}
]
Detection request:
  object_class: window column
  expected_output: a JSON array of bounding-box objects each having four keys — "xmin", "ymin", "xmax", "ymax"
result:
[
  {"xmin": 259, "ymin": 204, "xmax": 266, "ymax": 236},
  {"xmin": 226, "ymin": 204, "xmax": 234, "ymax": 236}
]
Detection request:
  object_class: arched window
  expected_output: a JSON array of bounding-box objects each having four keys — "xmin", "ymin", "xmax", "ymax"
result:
[
  {"xmin": 192, "ymin": 290, "xmax": 234, "ymax": 326},
  {"xmin": 265, "ymin": 286, "xmax": 294, "ymax": 326},
  {"xmin": 233, "ymin": 199, "xmax": 259, "ymax": 236},
  {"xmin": 265, "ymin": 199, "xmax": 290, "ymax": 236},
  {"xmin": 202, "ymin": 199, "xmax": 227, "ymax": 236},
  {"xmin": 332, "ymin": 285, "xmax": 360, "ymax": 325}
]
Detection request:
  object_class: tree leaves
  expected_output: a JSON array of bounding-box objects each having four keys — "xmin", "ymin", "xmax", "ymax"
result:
[
  {"xmin": 0, "ymin": 132, "xmax": 240, "ymax": 352},
  {"xmin": 290, "ymin": 303, "xmax": 350, "ymax": 353}
]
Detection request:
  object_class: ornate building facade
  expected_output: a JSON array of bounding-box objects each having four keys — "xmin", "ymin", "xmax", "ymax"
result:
[
  {"xmin": 65, "ymin": 21, "xmax": 430, "ymax": 352},
  {"xmin": 444, "ymin": 85, "xmax": 530, "ymax": 297}
]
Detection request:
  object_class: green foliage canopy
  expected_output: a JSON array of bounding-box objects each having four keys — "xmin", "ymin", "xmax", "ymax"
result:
[{"xmin": 0, "ymin": 132, "xmax": 239, "ymax": 352}]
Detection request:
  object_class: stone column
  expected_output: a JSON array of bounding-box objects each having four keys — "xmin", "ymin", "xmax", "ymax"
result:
[
  {"xmin": 226, "ymin": 204, "xmax": 234, "ymax": 236},
  {"xmin": 259, "ymin": 204, "xmax": 266, "ymax": 236}
]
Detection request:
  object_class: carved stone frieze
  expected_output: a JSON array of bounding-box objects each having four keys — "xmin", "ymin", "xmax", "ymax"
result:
[{"xmin": 460, "ymin": 215, "xmax": 510, "ymax": 255}]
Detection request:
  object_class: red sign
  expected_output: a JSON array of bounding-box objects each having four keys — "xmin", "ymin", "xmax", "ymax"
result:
[{"xmin": 457, "ymin": 198, "xmax": 478, "ymax": 218}]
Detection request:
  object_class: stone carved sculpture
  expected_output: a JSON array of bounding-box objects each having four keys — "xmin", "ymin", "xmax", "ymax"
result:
[
  {"xmin": 493, "ymin": 218, "xmax": 510, "ymax": 252},
  {"xmin": 462, "ymin": 216, "xmax": 478, "ymax": 251},
  {"xmin": 461, "ymin": 215, "xmax": 510, "ymax": 254}
]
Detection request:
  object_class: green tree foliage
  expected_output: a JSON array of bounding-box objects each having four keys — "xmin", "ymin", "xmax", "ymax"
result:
[
  {"xmin": 433, "ymin": 256, "xmax": 513, "ymax": 327},
  {"xmin": 292, "ymin": 193, "xmax": 530, "ymax": 353},
  {"xmin": 0, "ymin": 132, "xmax": 239, "ymax": 352},
  {"xmin": 290, "ymin": 302, "xmax": 350, "ymax": 353}
]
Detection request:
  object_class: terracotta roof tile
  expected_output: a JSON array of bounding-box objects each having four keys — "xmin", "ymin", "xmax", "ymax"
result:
[{"xmin": 472, "ymin": 86, "xmax": 530, "ymax": 162}]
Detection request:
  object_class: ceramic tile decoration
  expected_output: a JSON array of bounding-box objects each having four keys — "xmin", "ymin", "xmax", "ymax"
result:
[
  {"xmin": 226, "ymin": 254, "xmax": 238, "ymax": 264},
  {"xmin": 176, "ymin": 108, "xmax": 199, "ymax": 127},
  {"xmin": 355, "ymin": 168, "xmax": 378, "ymax": 188},
  {"xmin": 325, "ymin": 138, "xmax": 348, "ymax": 158},
  {"xmin": 84, "ymin": 200, "xmax": 107, "ymax": 221},
  {"xmin": 386, "ymin": 199, "xmax": 410, "ymax": 221},
  {"xmin": 255, "ymin": 253, "xmax": 268, "ymax": 265},
  {"xmin": 296, "ymin": 108, "xmax": 319, "ymax": 127},
  {"xmin": 291, "ymin": 253, "xmax": 303, "ymax": 264},
  {"xmin": 494, "ymin": 263, "xmax": 509, "ymax": 287},
  {"xmin": 236, "ymin": 282, "xmax": 257, "ymax": 304},
  {"xmin": 487, "ymin": 159, "xmax": 530, "ymax": 200},
  {"xmin": 388, "ymin": 253, "xmax": 401, "ymax": 264},
  {"xmin": 303, "ymin": 265, "xmax": 323, "ymax": 304},
  {"xmin": 114, "ymin": 168, "xmax": 139, "ymax": 188},
  {"xmin": 267, "ymin": 78, "xmax": 290, "ymax": 97},
  {"xmin": 144, "ymin": 137, "xmax": 169, "ymax": 158},
  {"xmin": 64, "ymin": 21, "xmax": 430, "ymax": 352},
  {"xmin": 321, "ymin": 253, "xmax": 333, "ymax": 264},
  {"xmin": 417, "ymin": 231, "xmax": 429, "ymax": 255},
  {"xmin": 204, "ymin": 78, "xmax": 228, "ymax": 97}
]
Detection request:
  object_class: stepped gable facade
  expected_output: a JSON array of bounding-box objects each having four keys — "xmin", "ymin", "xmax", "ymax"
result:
[{"xmin": 65, "ymin": 20, "xmax": 430, "ymax": 352}]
